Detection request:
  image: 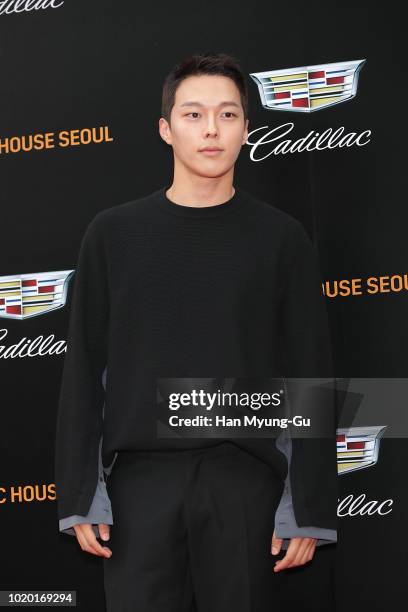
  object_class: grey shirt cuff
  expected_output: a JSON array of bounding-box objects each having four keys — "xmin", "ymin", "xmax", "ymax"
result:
[{"xmin": 59, "ymin": 478, "xmax": 113, "ymax": 537}]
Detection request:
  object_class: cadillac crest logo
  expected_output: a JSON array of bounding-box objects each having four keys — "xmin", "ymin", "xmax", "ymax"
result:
[
  {"xmin": 337, "ymin": 425, "xmax": 386, "ymax": 475},
  {"xmin": 250, "ymin": 59, "xmax": 365, "ymax": 112},
  {"xmin": 0, "ymin": 270, "xmax": 74, "ymax": 320}
]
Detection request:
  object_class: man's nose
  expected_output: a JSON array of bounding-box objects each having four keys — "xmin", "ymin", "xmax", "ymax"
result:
[{"xmin": 204, "ymin": 115, "xmax": 218, "ymax": 135}]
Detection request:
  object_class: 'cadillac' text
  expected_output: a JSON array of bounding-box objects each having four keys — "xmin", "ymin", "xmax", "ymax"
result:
[{"xmin": 247, "ymin": 123, "xmax": 371, "ymax": 160}]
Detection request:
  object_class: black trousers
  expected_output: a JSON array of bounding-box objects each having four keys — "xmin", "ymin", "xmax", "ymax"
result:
[{"xmin": 103, "ymin": 441, "xmax": 335, "ymax": 612}]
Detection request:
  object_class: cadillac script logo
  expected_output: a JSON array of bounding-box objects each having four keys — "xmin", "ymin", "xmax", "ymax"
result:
[
  {"xmin": 0, "ymin": 270, "xmax": 74, "ymax": 320},
  {"xmin": 337, "ymin": 425, "xmax": 386, "ymax": 475},
  {"xmin": 250, "ymin": 59, "xmax": 365, "ymax": 113}
]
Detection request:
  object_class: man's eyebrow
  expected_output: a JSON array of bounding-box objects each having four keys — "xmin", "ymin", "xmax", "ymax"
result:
[{"xmin": 179, "ymin": 100, "xmax": 241, "ymax": 108}]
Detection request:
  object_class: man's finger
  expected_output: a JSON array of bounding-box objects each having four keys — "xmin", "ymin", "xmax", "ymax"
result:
[
  {"xmin": 271, "ymin": 529, "xmax": 283, "ymax": 555},
  {"xmin": 273, "ymin": 538, "xmax": 301, "ymax": 571},
  {"xmin": 74, "ymin": 524, "xmax": 112, "ymax": 558},
  {"xmin": 291, "ymin": 537, "xmax": 315, "ymax": 566},
  {"xmin": 74, "ymin": 524, "xmax": 101, "ymax": 556},
  {"xmin": 82, "ymin": 525, "xmax": 112, "ymax": 557},
  {"xmin": 273, "ymin": 537, "xmax": 310, "ymax": 571},
  {"xmin": 299, "ymin": 539, "xmax": 317, "ymax": 565},
  {"xmin": 74, "ymin": 528, "xmax": 88, "ymax": 553},
  {"xmin": 98, "ymin": 523, "xmax": 111, "ymax": 542}
]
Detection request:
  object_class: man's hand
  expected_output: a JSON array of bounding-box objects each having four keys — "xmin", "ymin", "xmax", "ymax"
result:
[
  {"xmin": 271, "ymin": 529, "xmax": 316, "ymax": 572},
  {"xmin": 73, "ymin": 523, "xmax": 112, "ymax": 558}
]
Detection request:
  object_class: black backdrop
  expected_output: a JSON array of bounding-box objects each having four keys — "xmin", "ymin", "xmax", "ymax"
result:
[{"xmin": 1, "ymin": 1, "xmax": 407, "ymax": 610}]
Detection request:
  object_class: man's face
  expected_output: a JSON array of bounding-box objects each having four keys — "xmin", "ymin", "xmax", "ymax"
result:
[{"xmin": 159, "ymin": 74, "xmax": 249, "ymax": 178}]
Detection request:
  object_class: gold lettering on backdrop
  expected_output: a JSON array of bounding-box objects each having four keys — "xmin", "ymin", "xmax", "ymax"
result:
[
  {"xmin": 59, "ymin": 126, "xmax": 113, "ymax": 147},
  {"xmin": 0, "ymin": 126, "xmax": 113, "ymax": 154},
  {"xmin": 366, "ymin": 275, "xmax": 408, "ymax": 293},
  {"xmin": 322, "ymin": 274, "xmax": 408, "ymax": 298},
  {"xmin": 7, "ymin": 483, "xmax": 56, "ymax": 502},
  {"xmin": 322, "ymin": 278, "xmax": 363, "ymax": 298}
]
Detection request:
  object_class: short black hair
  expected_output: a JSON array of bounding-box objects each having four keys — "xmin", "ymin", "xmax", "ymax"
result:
[{"xmin": 161, "ymin": 51, "xmax": 249, "ymax": 125}]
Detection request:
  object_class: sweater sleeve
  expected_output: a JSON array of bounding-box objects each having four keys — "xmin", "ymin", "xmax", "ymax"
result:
[
  {"xmin": 59, "ymin": 435, "xmax": 113, "ymax": 536},
  {"xmin": 274, "ymin": 429, "xmax": 337, "ymax": 549},
  {"xmin": 54, "ymin": 214, "xmax": 110, "ymax": 521},
  {"xmin": 277, "ymin": 218, "xmax": 338, "ymax": 531}
]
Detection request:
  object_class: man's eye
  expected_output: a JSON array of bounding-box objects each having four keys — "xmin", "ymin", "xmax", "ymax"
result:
[{"xmin": 185, "ymin": 112, "xmax": 237, "ymax": 118}]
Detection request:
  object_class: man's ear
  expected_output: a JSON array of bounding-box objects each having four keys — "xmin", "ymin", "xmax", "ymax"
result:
[
  {"xmin": 242, "ymin": 118, "xmax": 249, "ymax": 145},
  {"xmin": 159, "ymin": 117, "xmax": 172, "ymax": 145}
]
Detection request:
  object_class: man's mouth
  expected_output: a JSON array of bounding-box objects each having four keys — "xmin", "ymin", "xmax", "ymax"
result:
[{"xmin": 199, "ymin": 148, "xmax": 224, "ymax": 155}]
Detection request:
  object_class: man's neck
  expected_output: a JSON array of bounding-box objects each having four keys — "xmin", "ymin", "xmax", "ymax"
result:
[{"xmin": 165, "ymin": 180, "xmax": 235, "ymax": 208}]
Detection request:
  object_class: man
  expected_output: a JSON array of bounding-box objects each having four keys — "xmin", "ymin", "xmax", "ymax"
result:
[{"xmin": 55, "ymin": 52, "xmax": 337, "ymax": 611}]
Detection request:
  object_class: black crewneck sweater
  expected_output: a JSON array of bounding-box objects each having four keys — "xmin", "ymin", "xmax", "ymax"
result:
[{"xmin": 54, "ymin": 185, "xmax": 338, "ymax": 530}]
